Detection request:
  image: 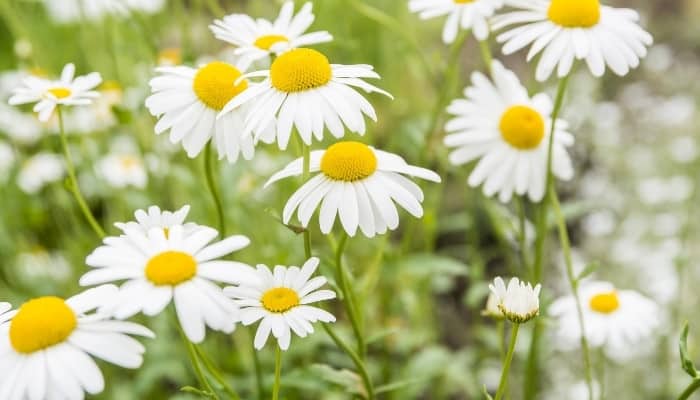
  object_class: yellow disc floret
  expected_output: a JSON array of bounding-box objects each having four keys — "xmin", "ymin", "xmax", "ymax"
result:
[
  {"xmin": 47, "ymin": 87, "xmax": 71, "ymax": 99},
  {"xmin": 193, "ymin": 61, "xmax": 248, "ymax": 111},
  {"xmin": 145, "ymin": 251, "xmax": 197, "ymax": 286},
  {"xmin": 254, "ymin": 34, "xmax": 290, "ymax": 50},
  {"xmin": 261, "ymin": 287, "xmax": 300, "ymax": 313},
  {"xmin": 499, "ymin": 105, "xmax": 546, "ymax": 150},
  {"xmin": 9, "ymin": 296, "xmax": 77, "ymax": 354},
  {"xmin": 547, "ymin": 0, "xmax": 601, "ymax": 28},
  {"xmin": 321, "ymin": 141, "xmax": 378, "ymax": 182},
  {"xmin": 270, "ymin": 48, "xmax": 332, "ymax": 93},
  {"xmin": 454, "ymin": 0, "xmax": 475, "ymax": 3},
  {"xmin": 589, "ymin": 291, "xmax": 620, "ymax": 314}
]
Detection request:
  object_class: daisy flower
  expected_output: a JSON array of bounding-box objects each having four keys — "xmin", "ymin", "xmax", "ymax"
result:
[
  {"xmin": 0, "ymin": 285, "xmax": 154, "ymax": 399},
  {"xmin": 224, "ymin": 257, "xmax": 336, "ymax": 350},
  {"xmin": 17, "ymin": 153, "xmax": 65, "ymax": 194},
  {"xmin": 8, "ymin": 63, "xmax": 101, "ymax": 122},
  {"xmin": 96, "ymin": 153, "xmax": 148, "ymax": 189},
  {"xmin": 549, "ymin": 280, "xmax": 660, "ymax": 359},
  {"xmin": 265, "ymin": 141, "xmax": 441, "ymax": 237},
  {"xmin": 114, "ymin": 204, "xmax": 198, "ymax": 235},
  {"xmin": 219, "ymin": 48, "xmax": 392, "ymax": 150},
  {"xmin": 489, "ymin": 277, "xmax": 541, "ymax": 323},
  {"xmin": 81, "ymin": 223, "xmax": 258, "ymax": 343},
  {"xmin": 493, "ymin": 0, "xmax": 654, "ymax": 81},
  {"xmin": 408, "ymin": 0, "xmax": 505, "ymax": 43},
  {"xmin": 443, "ymin": 61, "xmax": 574, "ymax": 202},
  {"xmin": 210, "ymin": 1, "xmax": 332, "ymax": 68},
  {"xmin": 145, "ymin": 60, "xmax": 265, "ymax": 161},
  {"xmin": 43, "ymin": 0, "xmax": 165, "ymax": 23}
]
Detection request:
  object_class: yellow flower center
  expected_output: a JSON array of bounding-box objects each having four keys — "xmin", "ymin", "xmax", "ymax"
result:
[
  {"xmin": 270, "ymin": 48, "xmax": 332, "ymax": 93},
  {"xmin": 193, "ymin": 61, "xmax": 249, "ymax": 111},
  {"xmin": 119, "ymin": 156, "xmax": 140, "ymax": 170},
  {"xmin": 547, "ymin": 0, "xmax": 601, "ymax": 28},
  {"xmin": 158, "ymin": 48, "xmax": 182, "ymax": 66},
  {"xmin": 499, "ymin": 105, "xmax": 546, "ymax": 150},
  {"xmin": 47, "ymin": 87, "xmax": 72, "ymax": 99},
  {"xmin": 320, "ymin": 141, "xmax": 378, "ymax": 182},
  {"xmin": 261, "ymin": 287, "xmax": 300, "ymax": 313},
  {"xmin": 145, "ymin": 251, "xmax": 197, "ymax": 286},
  {"xmin": 589, "ymin": 291, "xmax": 620, "ymax": 314},
  {"xmin": 9, "ymin": 296, "xmax": 77, "ymax": 354},
  {"xmin": 254, "ymin": 34, "xmax": 290, "ymax": 50},
  {"xmin": 454, "ymin": 0, "xmax": 475, "ymax": 3}
]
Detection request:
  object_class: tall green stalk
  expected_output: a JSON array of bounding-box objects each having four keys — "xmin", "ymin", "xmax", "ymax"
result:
[
  {"xmin": 494, "ymin": 323, "xmax": 520, "ymax": 400},
  {"xmin": 302, "ymin": 144, "xmax": 312, "ymax": 257},
  {"xmin": 57, "ymin": 107, "xmax": 106, "ymax": 239},
  {"xmin": 334, "ymin": 233, "xmax": 366, "ymax": 358},
  {"xmin": 203, "ymin": 144, "xmax": 226, "ymax": 236},
  {"xmin": 323, "ymin": 324, "xmax": 375, "ymax": 400},
  {"xmin": 271, "ymin": 346, "xmax": 282, "ymax": 400}
]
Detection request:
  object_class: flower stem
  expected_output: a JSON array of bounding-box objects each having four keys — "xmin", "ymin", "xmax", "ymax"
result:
[
  {"xmin": 302, "ymin": 144, "xmax": 312, "ymax": 258},
  {"xmin": 516, "ymin": 196, "xmax": 529, "ymax": 270},
  {"xmin": 334, "ymin": 232, "xmax": 366, "ymax": 359},
  {"xmin": 678, "ymin": 379, "xmax": 700, "ymax": 400},
  {"xmin": 323, "ymin": 324, "xmax": 375, "ymax": 400},
  {"xmin": 176, "ymin": 324, "xmax": 217, "ymax": 398},
  {"xmin": 271, "ymin": 346, "xmax": 282, "ymax": 400},
  {"xmin": 194, "ymin": 345, "xmax": 241, "ymax": 400},
  {"xmin": 495, "ymin": 323, "xmax": 520, "ymax": 400},
  {"xmin": 204, "ymin": 144, "xmax": 226, "ymax": 236},
  {"xmin": 479, "ymin": 39, "xmax": 493, "ymax": 73},
  {"xmin": 56, "ymin": 107, "xmax": 106, "ymax": 239}
]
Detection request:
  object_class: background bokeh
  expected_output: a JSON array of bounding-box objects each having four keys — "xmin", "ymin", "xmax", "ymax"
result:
[{"xmin": 0, "ymin": 0, "xmax": 698, "ymax": 399}]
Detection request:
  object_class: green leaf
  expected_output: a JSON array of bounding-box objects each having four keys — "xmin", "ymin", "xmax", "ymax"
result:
[
  {"xmin": 482, "ymin": 385, "xmax": 494, "ymax": 400},
  {"xmin": 680, "ymin": 321, "xmax": 698, "ymax": 378},
  {"xmin": 375, "ymin": 379, "xmax": 422, "ymax": 394},
  {"xmin": 180, "ymin": 386, "xmax": 216, "ymax": 398},
  {"xmin": 576, "ymin": 261, "xmax": 600, "ymax": 282},
  {"xmin": 309, "ymin": 364, "xmax": 365, "ymax": 397}
]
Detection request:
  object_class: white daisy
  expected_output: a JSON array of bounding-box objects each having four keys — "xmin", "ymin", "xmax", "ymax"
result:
[
  {"xmin": 224, "ymin": 257, "xmax": 336, "ymax": 351},
  {"xmin": 493, "ymin": 0, "xmax": 654, "ymax": 81},
  {"xmin": 0, "ymin": 285, "xmax": 154, "ymax": 400},
  {"xmin": 489, "ymin": 276, "xmax": 541, "ymax": 323},
  {"xmin": 443, "ymin": 61, "xmax": 574, "ymax": 202},
  {"xmin": 17, "ymin": 153, "xmax": 65, "ymax": 194},
  {"xmin": 219, "ymin": 48, "xmax": 392, "ymax": 150},
  {"xmin": 145, "ymin": 60, "xmax": 264, "ymax": 161},
  {"xmin": 96, "ymin": 153, "xmax": 148, "ymax": 189},
  {"xmin": 81, "ymin": 224, "xmax": 258, "ymax": 343},
  {"xmin": 114, "ymin": 204, "xmax": 198, "ymax": 235},
  {"xmin": 408, "ymin": 0, "xmax": 505, "ymax": 43},
  {"xmin": 43, "ymin": 0, "xmax": 165, "ymax": 23},
  {"xmin": 210, "ymin": 1, "xmax": 332, "ymax": 68},
  {"xmin": 8, "ymin": 63, "xmax": 101, "ymax": 122},
  {"xmin": 265, "ymin": 141, "xmax": 441, "ymax": 237},
  {"xmin": 549, "ymin": 280, "xmax": 660, "ymax": 359}
]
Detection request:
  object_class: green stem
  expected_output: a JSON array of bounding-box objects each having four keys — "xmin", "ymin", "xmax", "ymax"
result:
[
  {"xmin": 516, "ymin": 196, "xmax": 529, "ymax": 270},
  {"xmin": 252, "ymin": 340, "xmax": 265, "ymax": 400},
  {"xmin": 523, "ymin": 75, "xmax": 571, "ymax": 400},
  {"xmin": 323, "ymin": 324, "xmax": 375, "ymax": 400},
  {"xmin": 204, "ymin": 0, "xmax": 225, "ymax": 17},
  {"xmin": 550, "ymin": 186, "xmax": 594, "ymax": 400},
  {"xmin": 334, "ymin": 232, "xmax": 366, "ymax": 359},
  {"xmin": 177, "ymin": 325, "xmax": 217, "ymax": 398},
  {"xmin": 302, "ymin": 145, "xmax": 312, "ymax": 258},
  {"xmin": 271, "ymin": 346, "xmax": 282, "ymax": 400},
  {"xmin": 494, "ymin": 324, "xmax": 520, "ymax": 400},
  {"xmin": 479, "ymin": 39, "xmax": 493, "ymax": 73},
  {"xmin": 195, "ymin": 345, "xmax": 241, "ymax": 400},
  {"xmin": 204, "ymin": 144, "xmax": 226, "ymax": 236},
  {"xmin": 57, "ymin": 107, "xmax": 106, "ymax": 239},
  {"xmin": 678, "ymin": 379, "xmax": 700, "ymax": 400}
]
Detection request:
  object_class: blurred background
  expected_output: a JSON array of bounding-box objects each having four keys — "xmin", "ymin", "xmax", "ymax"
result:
[{"xmin": 0, "ymin": 0, "xmax": 698, "ymax": 399}]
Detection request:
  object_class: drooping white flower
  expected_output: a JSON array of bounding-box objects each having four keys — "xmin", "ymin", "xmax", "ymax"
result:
[{"xmin": 489, "ymin": 276, "xmax": 541, "ymax": 323}]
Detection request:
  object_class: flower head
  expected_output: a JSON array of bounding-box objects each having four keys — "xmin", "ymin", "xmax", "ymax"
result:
[
  {"xmin": 224, "ymin": 257, "xmax": 336, "ymax": 350},
  {"xmin": 265, "ymin": 141, "xmax": 441, "ymax": 237},
  {"xmin": 96, "ymin": 153, "xmax": 148, "ymax": 189},
  {"xmin": 210, "ymin": 1, "xmax": 332, "ymax": 68},
  {"xmin": 218, "ymin": 49, "xmax": 392, "ymax": 150},
  {"xmin": 8, "ymin": 63, "xmax": 101, "ymax": 122},
  {"xmin": 17, "ymin": 152, "xmax": 65, "ymax": 194},
  {"xmin": 409, "ymin": 0, "xmax": 505, "ymax": 43},
  {"xmin": 444, "ymin": 61, "xmax": 573, "ymax": 202},
  {"xmin": 82, "ymin": 217, "xmax": 258, "ymax": 343},
  {"xmin": 493, "ymin": 0, "xmax": 653, "ymax": 81},
  {"xmin": 114, "ymin": 204, "xmax": 198, "ymax": 235},
  {"xmin": 489, "ymin": 277, "xmax": 541, "ymax": 323},
  {"xmin": 0, "ymin": 285, "xmax": 154, "ymax": 398}
]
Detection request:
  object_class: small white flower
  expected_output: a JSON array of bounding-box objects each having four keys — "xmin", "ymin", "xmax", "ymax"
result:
[
  {"xmin": 224, "ymin": 257, "xmax": 336, "ymax": 351},
  {"xmin": 114, "ymin": 204, "xmax": 198, "ymax": 235},
  {"xmin": 493, "ymin": 0, "xmax": 653, "ymax": 81},
  {"xmin": 17, "ymin": 153, "xmax": 65, "ymax": 194},
  {"xmin": 265, "ymin": 141, "xmax": 441, "ymax": 237},
  {"xmin": 489, "ymin": 276, "xmax": 541, "ymax": 323},
  {"xmin": 549, "ymin": 281, "xmax": 660, "ymax": 360},
  {"xmin": 444, "ymin": 61, "xmax": 574, "ymax": 202},
  {"xmin": 43, "ymin": 0, "xmax": 165, "ymax": 23},
  {"xmin": 82, "ymin": 221, "xmax": 258, "ymax": 343},
  {"xmin": 219, "ymin": 48, "xmax": 392, "ymax": 150},
  {"xmin": 210, "ymin": 1, "xmax": 332, "ymax": 69},
  {"xmin": 409, "ymin": 0, "xmax": 505, "ymax": 43},
  {"xmin": 481, "ymin": 292, "xmax": 505, "ymax": 319},
  {"xmin": 0, "ymin": 285, "xmax": 154, "ymax": 399},
  {"xmin": 9, "ymin": 63, "xmax": 101, "ymax": 122},
  {"xmin": 96, "ymin": 153, "xmax": 148, "ymax": 189}
]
